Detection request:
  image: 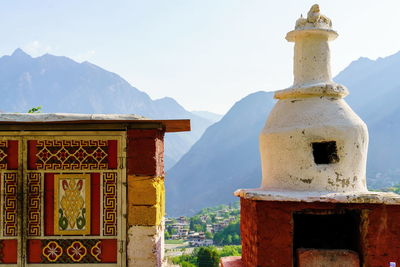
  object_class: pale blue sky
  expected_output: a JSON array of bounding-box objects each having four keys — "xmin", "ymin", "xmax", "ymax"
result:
[{"xmin": 1, "ymin": 1, "xmax": 400, "ymax": 113}]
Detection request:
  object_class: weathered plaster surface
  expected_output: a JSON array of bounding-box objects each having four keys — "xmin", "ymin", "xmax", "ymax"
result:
[
  {"xmin": 260, "ymin": 97, "xmax": 368, "ymax": 192},
  {"xmin": 127, "ymin": 222, "xmax": 165, "ymax": 267},
  {"xmin": 281, "ymin": 4, "xmax": 340, "ymax": 97}
]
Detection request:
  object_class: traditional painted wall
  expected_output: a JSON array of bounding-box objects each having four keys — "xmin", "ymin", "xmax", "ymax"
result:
[
  {"xmin": 0, "ymin": 134, "xmax": 125, "ymax": 266},
  {"xmin": 0, "ymin": 114, "xmax": 189, "ymax": 267},
  {"xmin": 0, "ymin": 128, "xmax": 166, "ymax": 267}
]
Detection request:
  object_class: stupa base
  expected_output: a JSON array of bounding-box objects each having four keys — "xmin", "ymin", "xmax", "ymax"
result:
[{"xmin": 238, "ymin": 197, "xmax": 400, "ymax": 267}]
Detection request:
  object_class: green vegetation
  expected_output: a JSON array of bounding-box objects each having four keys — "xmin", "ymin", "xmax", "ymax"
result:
[
  {"xmin": 171, "ymin": 246, "xmax": 241, "ymax": 267},
  {"xmin": 386, "ymin": 185, "xmax": 400, "ymax": 194},
  {"xmin": 27, "ymin": 106, "xmax": 42, "ymax": 113},
  {"xmin": 190, "ymin": 216, "xmax": 207, "ymax": 232},
  {"xmin": 197, "ymin": 247, "xmax": 219, "ymax": 267},
  {"xmin": 213, "ymin": 219, "xmax": 240, "ymax": 245},
  {"xmin": 219, "ymin": 245, "xmax": 242, "ymax": 257},
  {"xmin": 171, "ymin": 253, "xmax": 197, "ymax": 267}
]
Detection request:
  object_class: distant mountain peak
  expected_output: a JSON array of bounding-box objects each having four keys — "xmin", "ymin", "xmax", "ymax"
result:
[
  {"xmin": 155, "ymin": 97, "xmax": 179, "ymax": 104},
  {"xmin": 11, "ymin": 48, "xmax": 31, "ymax": 58},
  {"xmin": 357, "ymin": 56, "xmax": 373, "ymax": 62}
]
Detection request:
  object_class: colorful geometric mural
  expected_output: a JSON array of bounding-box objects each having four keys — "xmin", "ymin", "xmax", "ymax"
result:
[
  {"xmin": 28, "ymin": 140, "xmax": 118, "ymax": 170},
  {"xmin": 28, "ymin": 239, "xmax": 118, "ymax": 263},
  {"xmin": 3, "ymin": 173, "xmax": 18, "ymax": 237},
  {"xmin": 0, "ymin": 136, "xmax": 122, "ymax": 265},
  {"xmin": 27, "ymin": 173, "xmax": 41, "ymax": 236},
  {"xmin": 54, "ymin": 174, "xmax": 91, "ymax": 235},
  {"xmin": 42, "ymin": 240, "xmax": 63, "ymax": 262},
  {"xmin": 103, "ymin": 172, "xmax": 117, "ymax": 236}
]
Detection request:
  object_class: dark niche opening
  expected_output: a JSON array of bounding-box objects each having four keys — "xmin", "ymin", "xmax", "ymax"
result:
[
  {"xmin": 312, "ymin": 141, "xmax": 339, "ymax": 164},
  {"xmin": 293, "ymin": 210, "xmax": 360, "ymax": 252}
]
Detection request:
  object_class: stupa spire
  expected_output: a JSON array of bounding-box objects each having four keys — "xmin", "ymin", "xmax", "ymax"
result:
[{"xmin": 276, "ymin": 4, "xmax": 348, "ymax": 99}]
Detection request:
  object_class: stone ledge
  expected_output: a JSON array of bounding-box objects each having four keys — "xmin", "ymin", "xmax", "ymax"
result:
[
  {"xmin": 220, "ymin": 256, "xmax": 244, "ymax": 267},
  {"xmin": 234, "ymin": 188, "xmax": 400, "ymax": 204}
]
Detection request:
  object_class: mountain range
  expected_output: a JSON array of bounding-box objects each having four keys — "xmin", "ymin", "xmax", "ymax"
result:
[
  {"xmin": 166, "ymin": 51, "xmax": 400, "ymax": 216},
  {"xmin": 2, "ymin": 47, "xmax": 400, "ymax": 216},
  {"xmin": 0, "ymin": 48, "xmax": 216, "ymax": 169}
]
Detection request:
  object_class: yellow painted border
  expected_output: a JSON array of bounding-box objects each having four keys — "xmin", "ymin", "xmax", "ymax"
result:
[{"xmin": 54, "ymin": 174, "xmax": 91, "ymax": 235}]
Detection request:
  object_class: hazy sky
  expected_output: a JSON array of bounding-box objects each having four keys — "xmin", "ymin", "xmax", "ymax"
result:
[{"xmin": 1, "ymin": 1, "xmax": 400, "ymax": 114}]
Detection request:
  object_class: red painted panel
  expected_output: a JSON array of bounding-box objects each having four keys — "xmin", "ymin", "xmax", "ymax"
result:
[
  {"xmin": 28, "ymin": 140, "xmax": 38, "ymax": 170},
  {"xmin": 27, "ymin": 239, "xmax": 43, "ymax": 263},
  {"xmin": 44, "ymin": 173, "xmax": 54, "ymax": 236},
  {"xmin": 101, "ymin": 239, "xmax": 118, "ymax": 263},
  {"xmin": 91, "ymin": 173, "xmax": 100, "ymax": 236},
  {"xmin": 108, "ymin": 140, "xmax": 118, "ymax": 169},
  {"xmin": 6, "ymin": 140, "xmax": 18, "ymax": 170},
  {"xmin": 2, "ymin": 239, "xmax": 17, "ymax": 263}
]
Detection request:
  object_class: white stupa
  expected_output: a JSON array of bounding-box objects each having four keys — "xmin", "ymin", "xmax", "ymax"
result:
[{"xmin": 235, "ymin": 4, "xmax": 400, "ymax": 204}]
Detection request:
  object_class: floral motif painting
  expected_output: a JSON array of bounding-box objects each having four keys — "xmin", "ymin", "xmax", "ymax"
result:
[{"xmin": 54, "ymin": 174, "xmax": 91, "ymax": 235}]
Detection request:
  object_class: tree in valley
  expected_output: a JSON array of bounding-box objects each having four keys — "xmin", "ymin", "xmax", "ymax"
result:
[{"xmin": 197, "ymin": 247, "xmax": 219, "ymax": 267}]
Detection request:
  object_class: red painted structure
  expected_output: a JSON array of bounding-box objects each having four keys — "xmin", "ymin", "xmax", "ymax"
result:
[
  {"xmin": 222, "ymin": 198, "xmax": 400, "ymax": 267},
  {"xmin": 239, "ymin": 199, "xmax": 400, "ymax": 267}
]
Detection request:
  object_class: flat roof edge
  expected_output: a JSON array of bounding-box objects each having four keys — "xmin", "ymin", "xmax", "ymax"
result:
[{"xmin": 0, "ymin": 114, "xmax": 190, "ymax": 133}]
